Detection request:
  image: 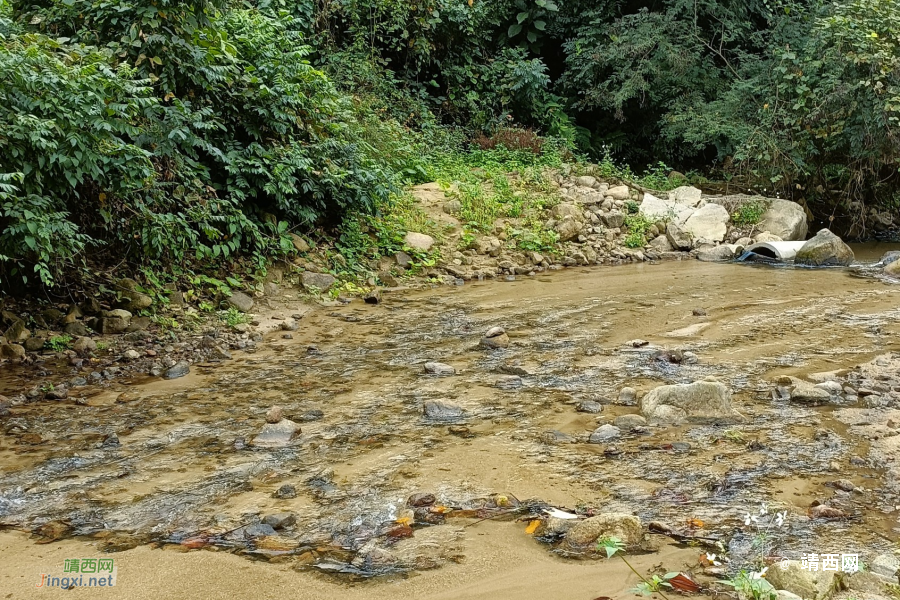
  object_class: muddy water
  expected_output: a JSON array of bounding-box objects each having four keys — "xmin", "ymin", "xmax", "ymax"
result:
[{"xmin": 3, "ymin": 256, "xmax": 900, "ymax": 599}]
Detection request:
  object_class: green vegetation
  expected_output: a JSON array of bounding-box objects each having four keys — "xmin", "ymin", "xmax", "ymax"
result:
[
  {"xmin": 622, "ymin": 214, "xmax": 656, "ymax": 249},
  {"xmin": 220, "ymin": 307, "xmax": 249, "ymax": 329},
  {"xmin": 718, "ymin": 571, "xmax": 777, "ymax": 600},
  {"xmin": 1, "ymin": 0, "xmax": 898, "ymax": 296},
  {"xmin": 731, "ymin": 201, "xmax": 769, "ymax": 227},
  {"xmin": 44, "ymin": 335, "xmax": 72, "ymax": 352},
  {"xmin": 597, "ymin": 537, "xmax": 672, "ymax": 600}
]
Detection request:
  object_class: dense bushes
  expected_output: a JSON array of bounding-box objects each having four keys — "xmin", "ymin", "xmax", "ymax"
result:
[{"xmin": 0, "ymin": 0, "xmax": 425, "ymax": 289}]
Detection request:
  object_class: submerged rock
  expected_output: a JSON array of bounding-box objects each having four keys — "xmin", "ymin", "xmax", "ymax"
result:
[
  {"xmin": 424, "ymin": 362, "xmax": 456, "ymax": 376},
  {"xmin": 252, "ymin": 419, "xmax": 302, "ymax": 448},
  {"xmin": 795, "ymin": 229, "xmax": 854, "ymax": 266},
  {"xmin": 423, "ymin": 400, "xmax": 465, "ymax": 422},
  {"xmin": 640, "ymin": 380, "xmax": 745, "ymax": 425}
]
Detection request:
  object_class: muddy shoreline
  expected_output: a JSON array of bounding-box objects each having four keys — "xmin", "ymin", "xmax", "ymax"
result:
[{"xmin": 2, "ymin": 258, "xmax": 900, "ymax": 599}]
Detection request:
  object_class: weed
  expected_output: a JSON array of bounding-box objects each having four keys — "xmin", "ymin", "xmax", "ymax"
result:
[
  {"xmin": 623, "ymin": 213, "xmax": 655, "ymax": 248},
  {"xmin": 718, "ymin": 570, "xmax": 776, "ymax": 600},
  {"xmin": 597, "ymin": 537, "xmax": 672, "ymax": 600},
  {"xmin": 220, "ymin": 307, "xmax": 248, "ymax": 328},
  {"xmin": 95, "ymin": 341, "xmax": 109, "ymax": 351},
  {"xmin": 198, "ymin": 300, "xmax": 215, "ymax": 312},
  {"xmin": 44, "ymin": 335, "xmax": 72, "ymax": 352},
  {"xmin": 732, "ymin": 200, "xmax": 769, "ymax": 226},
  {"xmin": 151, "ymin": 315, "xmax": 180, "ymax": 330},
  {"xmin": 625, "ymin": 200, "xmax": 640, "ymax": 214}
]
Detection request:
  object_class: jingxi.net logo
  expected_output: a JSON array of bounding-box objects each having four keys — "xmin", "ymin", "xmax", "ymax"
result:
[{"xmin": 36, "ymin": 558, "xmax": 117, "ymax": 589}]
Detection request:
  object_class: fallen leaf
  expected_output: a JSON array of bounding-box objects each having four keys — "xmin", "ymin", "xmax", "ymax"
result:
[
  {"xmin": 525, "ymin": 519, "xmax": 541, "ymax": 535},
  {"xmin": 686, "ymin": 518, "xmax": 705, "ymax": 528},
  {"xmin": 669, "ymin": 573, "xmax": 701, "ymax": 593},
  {"xmin": 395, "ymin": 516, "xmax": 412, "ymax": 525}
]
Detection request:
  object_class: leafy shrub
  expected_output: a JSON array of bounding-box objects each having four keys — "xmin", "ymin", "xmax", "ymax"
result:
[
  {"xmin": 731, "ymin": 201, "xmax": 768, "ymax": 227},
  {"xmin": 623, "ymin": 213, "xmax": 655, "ymax": 248},
  {"xmin": 44, "ymin": 335, "xmax": 72, "ymax": 352}
]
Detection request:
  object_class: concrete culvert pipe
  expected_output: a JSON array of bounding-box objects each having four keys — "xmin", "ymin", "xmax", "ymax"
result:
[{"xmin": 745, "ymin": 241, "xmax": 808, "ymax": 261}]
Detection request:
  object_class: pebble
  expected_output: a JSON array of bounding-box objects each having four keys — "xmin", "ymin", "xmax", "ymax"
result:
[
  {"xmin": 618, "ymin": 387, "xmax": 637, "ymax": 404},
  {"xmin": 163, "ymin": 361, "xmax": 190, "ymax": 379},
  {"xmin": 588, "ymin": 424, "xmax": 621, "ymax": 443},
  {"xmin": 576, "ymin": 401, "xmax": 603, "ymax": 414},
  {"xmin": 423, "ymin": 400, "xmax": 466, "ymax": 422},
  {"xmin": 424, "ymin": 362, "xmax": 456, "ymax": 376},
  {"xmin": 273, "ymin": 484, "xmax": 297, "ymax": 499},
  {"xmin": 266, "ymin": 406, "xmax": 284, "ymax": 424},
  {"xmin": 261, "ymin": 513, "xmax": 296, "ymax": 530}
]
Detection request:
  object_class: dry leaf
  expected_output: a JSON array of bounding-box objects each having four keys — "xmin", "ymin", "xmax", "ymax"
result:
[{"xmin": 524, "ymin": 519, "xmax": 541, "ymax": 535}]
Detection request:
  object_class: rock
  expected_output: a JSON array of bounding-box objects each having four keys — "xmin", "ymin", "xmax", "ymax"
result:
[
  {"xmin": 649, "ymin": 235, "xmax": 673, "ymax": 252},
  {"xmin": 301, "ymin": 271, "xmax": 336, "ymax": 291},
  {"xmin": 683, "ymin": 203, "xmax": 729, "ymax": 242},
  {"xmin": 252, "ymin": 419, "xmax": 302, "ymax": 448},
  {"xmin": 424, "ymin": 362, "xmax": 456, "ymax": 376},
  {"xmin": 795, "ymin": 229, "xmax": 854, "ymax": 266},
  {"xmin": 242, "ymin": 524, "xmax": 277, "ymax": 539},
  {"xmin": 443, "ymin": 200, "xmax": 462, "ymax": 215},
  {"xmin": 64, "ymin": 322, "xmax": 89, "ymax": 337},
  {"xmin": 298, "ymin": 409, "xmax": 324, "ymax": 422},
  {"xmin": 99, "ymin": 317, "xmax": 128, "ymax": 334},
  {"xmin": 576, "ymin": 401, "xmax": 603, "ymax": 414},
  {"xmin": 273, "ymin": 484, "xmax": 297, "ymax": 499},
  {"xmin": 364, "ymin": 289, "xmax": 382, "ymax": 304},
  {"xmin": 614, "ymin": 414, "xmax": 647, "ymax": 430},
  {"xmin": 666, "ymin": 222, "xmax": 693, "ymax": 250},
  {"xmin": 403, "ymin": 232, "xmax": 435, "ymax": 252},
  {"xmin": 602, "ymin": 210, "xmax": 625, "ymax": 229},
  {"xmin": 640, "ymin": 380, "xmax": 745, "ymax": 425},
  {"xmin": 262, "ymin": 512, "xmax": 297, "ymax": 530},
  {"xmin": 80, "ymin": 298, "xmax": 102, "ymax": 315},
  {"xmin": 106, "ymin": 309, "xmax": 132, "ymax": 322},
  {"xmin": 697, "ymin": 244, "xmax": 741, "ymax": 262},
  {"xmin": 225, "ymin": 291, "xmax": 254, "ymax": 313},
  {"xmin": 481, "ymin": 327, "xmax": 510, "ymax": 349},
  {"xmin": 3, "ymin": 320, "xmax": 29, "ymax": 343},
  {"xmin": 395, "ymin": 251, "xmax": 413, "ymax": 268},
  {"xmin": 407, "ymin": 493, "xmax": 436, "ymax": 507},
  {"xmin": 870, "ymin": 553, "xmax": 899, "ymax": 579},
  {"xmin": 209, "ymin": 345, "xmax": 232, "ymax": 360},
  {"xmin": 766, "ymin": 560, "xmax": 844, "ymax": 600},
  {"xmin": 575, "ymin": 175, "xmax": 598, "ymax": 188},
  {"xmin": 618, "ymin": 387, "xmax": 637, "ymax": 405},
  {"xmin": 881, "ymin": 251, "xmax": 900, "ymax": 266},
  {"xmin": 758, "ymin": 199, "xmax": 808, "ymax": 241},
  {"xmin": 755, "ymin": 231, "xmax": 783, "ymax": 243},
  {"xmin": 280, "ymin": 319, "xmax": 298, "ymax": 331},
  {"xmin": 163, "ymin": 361, "xmax": 190, "ymax": 379},
  {"xmin": 670, "ymin": 186, "xmax": 703, "ymax": 207},
  {"xmin": 554, "ymin": 215, "xmax": 583, "ymax": 242},
  {"xmin": 115, "ymin": 278, "xmax": 153, "ymax": 311},
  {"xmin": 24, "ymin": 337, "xmax": 45, "ymax": 352},
  {"xmin": 266, "ymin": 406, "xmax": 284, "ymax": 423},
  {"xmin": 885, "ymin": 260, "xmax": 900, "ymax": 278},
  {"xmin": 72, "ymin": 337, "xmax": 96, "ymax": 355},
  {"xmin": 289, "ymin": 233, "xmax": 311, "ymax": 253},
  {"xmin": 641, "ymin": 193, "xmax": 694, "ymax": 224},
  {"xmin": 588, "ymin": 424, "xmax": 621, "ymax": 443},
  {"xmin": 781, "ymin": 377, "xmax": 834, "ymax": 403},
  {"xmin": 775, "ymin": 591, "xmax": 803, "ymax": 600},
  {"xmin": 0, "ymin": 344, "xmax": 25, "ymax": 361},
  {"xmin": 808, "ymin": 504, "xmax": 846, "ymax": 519},
  {"xmin": 423, "ymin": 400, "xmax": 465, "ymax": 422},
  {"xmin": 122, "ymin": 349, "xmax": 140, "ymax": 360},
  {"xmin": 607, "ymin": 185, "xmax": 632, "ymax": 200},
  {"xmin": 564, "ymin": 513, "xmax": 643, "ymax": 549},
  {"xmin": 126, "ymin": 316, "xmax": 151, "ymax": 332}
]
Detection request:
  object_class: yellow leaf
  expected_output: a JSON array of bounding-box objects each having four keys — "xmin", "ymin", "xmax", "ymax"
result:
[
  {"xmin": 395, "ymin": 516, "xmax": 412, "ymax": 525},
  {"xmin": 98, "ymin": 193, "xmax": 107, "ymax": 203},
  {"xmin": 525, "ymin": 520, "xmax": 540, "ymax": 535}
]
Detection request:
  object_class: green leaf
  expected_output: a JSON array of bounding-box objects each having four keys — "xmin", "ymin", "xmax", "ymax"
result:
[
  {"xmin": 508, "ymin": 23, "xmax": 523, "ymax": 37},
  {"xmin": 527, "ymin": 30, "xmax": 538, "ymax": 43},
  {"xmin": 517, "ymin": 11, "xmax": 529, "ymax": 24},
  {"xmin": 533, "ymin": 20, "xmax": 546, "ymax": 31}
]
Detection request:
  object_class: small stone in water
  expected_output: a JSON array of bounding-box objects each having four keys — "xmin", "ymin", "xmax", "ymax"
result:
[
  {"xmin": 266, "ymin": 406, "xmax": 284, "ymax": 424},
  {"xmin": 424, "ymin": 362, "xmax": 455, "ymax": 376},
  {"xmin": 576, "ymin": 401, "xmax": 603, "ymax": 413},
  {"xmin": 298, "ymin": 409, "xmax": 324, "ymax": 422},
  {"xmin": 243, "ymin": 523, "xmax": 277, "ymax": 539},
  {"xmin": 273, "ymin": 484, "xmax": 297, "ymax": 499},
  {"xmin": 163, "ymin": 361, "xmax": 190, "ymax": 379},
  {"xmin": 262, "ymin": 512, "xmax": 296, "ymax": 530},
  {"xmin": 407, "ymin": 493, "xmax": 436, "ymax": 507}
]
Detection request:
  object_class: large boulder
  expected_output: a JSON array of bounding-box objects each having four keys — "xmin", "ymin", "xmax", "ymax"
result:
[
  {"xmin": 766, "ymin": 560, "xmax": 845, "ymax": 600},
  {"xmin": 682, "ymin": 203, "xmax": 729, "ymax": 242},
  {"xmin": 795, "ymin": 229, "xmax": 854, "ymax": 266},
  {"xmin": 0, "ymin": 343, "xmax": 26, "ymax": 361},
  {"xmin": 606, "ymin": 185, "xmax": 632, "ymax": 200},
  {"xmin": 668, "ymin": 186, "xmax": 703, "ymax": 207},
  {"xmin": 758, "ymin": 199, "xmax": 808, "ymax": 241},
  {"xmin": 554, "ymin": 215, "xmax": 583, "ymax": 242},
  {"xmin": 666, "ymin": 222, "xmax": 693, "ymax": 250},
  {"xmin": 563, "ymin": 513, "xmax": 643, "ymax": 550},
  {"xmin": 640, "ymin": 380, "xmax": 745, "ymax": 425},
  {"xmin": 640, "ymin": 193, "xmax": 694, "ymax": 225}
]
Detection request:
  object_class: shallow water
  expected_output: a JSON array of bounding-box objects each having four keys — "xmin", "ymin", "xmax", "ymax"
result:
[{"xmin": 2, "ymin": 251, "xmax": 900, "ymax": 596}]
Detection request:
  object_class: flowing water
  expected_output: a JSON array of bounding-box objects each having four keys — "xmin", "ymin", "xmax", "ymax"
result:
[{"xmin": 2, "ymin": 250, "xmax": 900, "ymax": 599}]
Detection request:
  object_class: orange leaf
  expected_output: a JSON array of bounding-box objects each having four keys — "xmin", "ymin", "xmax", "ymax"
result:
[
  {"xmin": 524, "ymin": 519, "xmax": 540, "ymax": 535},
  {"xmin": 395, "ymin": 516, "xmax": 412, "ymax": 525},
  {"xmin": 669, "ymin": 573, "xmax": 701, "ymax": 593},
  {"xmin": 686, "ymin": 518, "xmax": 705, "ymax": 528}
]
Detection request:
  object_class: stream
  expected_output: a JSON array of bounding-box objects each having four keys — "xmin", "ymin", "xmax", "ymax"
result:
[{"xmin": 2, "ymin": 247, "xmax": 900, "ymax": 599}]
